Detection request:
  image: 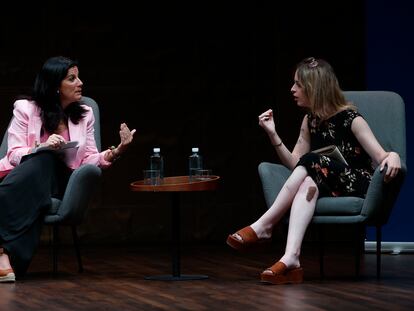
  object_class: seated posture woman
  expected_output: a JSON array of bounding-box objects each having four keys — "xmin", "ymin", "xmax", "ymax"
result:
[
  {"xmin": 0, "ymin": 56, "xmax": 135, "ymax": 282},
  {"xmin": 227, "ymin": 57, "xmax": 401, "ymax": 284}
]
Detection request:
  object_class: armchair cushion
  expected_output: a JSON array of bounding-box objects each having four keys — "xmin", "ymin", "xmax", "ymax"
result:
[
  {"xmin": 259, "ymin": 162, "xmax": 364, "ymax": 215},
  {"xmin": 315, "ymin": 197, "xmax": 363, "ymax": 216}
]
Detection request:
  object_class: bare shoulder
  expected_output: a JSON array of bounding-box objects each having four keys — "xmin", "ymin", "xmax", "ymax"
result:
[
  {"xmin": 351, "ymin": 115, "xmax": 370, "ymax": 134},
  {"xmin": 351, "ymin": 115, "xmax": 366, "ymax": 125},
  {"xmin": 301, "ymin": 114, "xmax": 310, "ymax": 131}
]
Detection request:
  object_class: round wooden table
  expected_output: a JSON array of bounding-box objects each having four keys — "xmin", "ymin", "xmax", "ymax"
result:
[{"xmin": 130, "ymin": 175, "xmax": 220, "ymax": 281}]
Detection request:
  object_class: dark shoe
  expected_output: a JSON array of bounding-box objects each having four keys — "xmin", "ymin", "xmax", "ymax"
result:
[
  {"xmin": 226, "ymin": 226, "xmax": 270, "ymax": 251},
  {"xmin": 260, "ymin": 261, "xmax": 303, "ymax": 285}
]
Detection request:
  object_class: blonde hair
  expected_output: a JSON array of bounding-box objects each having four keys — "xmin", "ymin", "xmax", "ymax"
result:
[{"xmin": 296, "ymin": 57, "xmax": 354, "ymax": 119}]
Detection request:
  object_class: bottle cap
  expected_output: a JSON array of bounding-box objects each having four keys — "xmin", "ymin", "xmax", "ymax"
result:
[
  {"xmin": 153, "ymin": 147, "xmax": 160, "ymax": 153},
  {"xmin": 192, "ymin": 147, "xmax": 199, "ymax": 152}
]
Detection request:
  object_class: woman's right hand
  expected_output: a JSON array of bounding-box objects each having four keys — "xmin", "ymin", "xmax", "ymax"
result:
[
  {"xmin": 43, "ymin": 134, "xmax": 66, "ymax": 149},
  {"xmin": 258, "ymin": 109, "xmax": 276, "ymax": 135}
]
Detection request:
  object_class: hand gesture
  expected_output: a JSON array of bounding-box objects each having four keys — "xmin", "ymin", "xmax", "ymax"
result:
[
  {"xmin": 258, "ymin": 109, "xmax": 276, "ymax": 135},
  {"xmin": 117, "ymin": 123, "xmax": 136, "ymax": 153},
  {"xmin": 380, "ymin": 152, "xmax": 401, "ymax": 183}
]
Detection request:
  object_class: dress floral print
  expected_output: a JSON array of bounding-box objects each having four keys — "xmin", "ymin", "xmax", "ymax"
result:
[{"xmin": 297, "ymin": 109, "xmax": 373, "ymax": 198}]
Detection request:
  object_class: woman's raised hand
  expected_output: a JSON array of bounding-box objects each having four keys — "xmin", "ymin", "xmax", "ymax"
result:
[
  {"xmin": 258, "ymin": 109, "xmax": 276, "ymax": 134},
  {"xmin": 117, "ymin": 123, "xmax": 136, "ymax": 153},
  {"xmin": 105, "ymin": 123, "xmax": 136, "ymax": 162}
]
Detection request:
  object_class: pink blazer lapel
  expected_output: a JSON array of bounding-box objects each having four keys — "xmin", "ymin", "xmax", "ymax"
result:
[
  {"xmin": 67, "ymin": 119, "xmax": 87, "ymax": 168},
  {"xmin": 27, "ymin": 109, "xmax": 42, "ymax": 147},
  {"xmin": 68, "ymin": 119, "xmax": 85, "ymax": 145}
]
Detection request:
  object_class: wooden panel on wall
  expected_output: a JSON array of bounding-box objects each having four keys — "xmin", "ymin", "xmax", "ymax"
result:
[{"xmin": 0, "ymin": 2, "xmax": 365, "ymax": 244}]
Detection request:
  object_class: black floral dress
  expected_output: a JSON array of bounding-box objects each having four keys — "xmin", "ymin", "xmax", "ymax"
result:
[{"xmin": 297, "ymin": 109, "xmax": 373, "ymax": 198}]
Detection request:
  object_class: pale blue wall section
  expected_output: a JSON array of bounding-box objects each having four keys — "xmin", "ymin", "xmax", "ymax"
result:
[{"xmin": 366, "ymin": 0, "xmax": 413, "ymax": 241}]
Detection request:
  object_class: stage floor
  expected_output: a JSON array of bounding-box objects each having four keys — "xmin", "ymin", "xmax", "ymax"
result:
[{"xmin": 2, "ymin": 243, "xmax": 414, "ymax": 310}]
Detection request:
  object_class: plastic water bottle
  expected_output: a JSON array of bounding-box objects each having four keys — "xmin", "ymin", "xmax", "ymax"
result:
[
  {"xmin": 150, "ymin": 147, "xmax": 164, "ymax": 180},
  {"xmin": 189, "ymin": 147, "xmax": 203, "ymax": 182}
]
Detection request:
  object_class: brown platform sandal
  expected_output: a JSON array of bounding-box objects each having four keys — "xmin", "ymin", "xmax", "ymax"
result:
[
  {"xmin": 0, "ymin": 248, "xmax": 15, "ymax": 283},
  {"xmin": 226, "ymin": 226, "xmax": 270, "ymax": 251},
  {"xmin": 260, "ymin": 261, "xmax": 303, "ymax": 285}
]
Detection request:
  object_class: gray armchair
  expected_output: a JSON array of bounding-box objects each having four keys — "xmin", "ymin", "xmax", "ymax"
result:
[
  {"xmin": 258, "ymin": 91, "xmax": 407, "ymax": 278},
  {"xmin": 0, "ymin": 96, "xmax": 102, "ymax": 274}
]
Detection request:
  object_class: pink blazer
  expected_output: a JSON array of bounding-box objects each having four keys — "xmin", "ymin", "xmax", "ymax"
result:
[{"xmin": 0, "ymin": 100, "xmax": 112, "ymax": 176}]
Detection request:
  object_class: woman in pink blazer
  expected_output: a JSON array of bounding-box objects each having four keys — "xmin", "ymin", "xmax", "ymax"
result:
[{"xmin": 0, "ymin": 56, "xmax": 135, "ymax": 282}]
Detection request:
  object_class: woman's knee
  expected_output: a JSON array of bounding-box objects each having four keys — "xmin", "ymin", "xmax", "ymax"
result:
[
  {"xmin": 23, "ymin": 151, "xmax": 58, "ymax": 169},
  {"xmin": 283, "ymin": 167, "xmax": 307, "ymax": 194},
  {"xmin": 29, "ymin": 151, "xmax": 56, "ymax": 162},
  {"xmin": 293, "ymin": 165, "xmax": 308, "ymax": 176},
  {"xmin": 11, "ymin": 152, "xmax": 59, "ymax": 182}
]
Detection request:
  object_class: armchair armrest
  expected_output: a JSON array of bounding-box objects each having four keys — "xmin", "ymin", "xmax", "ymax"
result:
[
  {"xmin": 362, "ymin": 162, "xmax": 407, "ymax": 225},
  {"xmin": 258, "ymin": 162, "xmax": 291, "ymax": 209},
  {"xmin": 44, "ymin": 164, "xmax": 102, "ymax": 224}
]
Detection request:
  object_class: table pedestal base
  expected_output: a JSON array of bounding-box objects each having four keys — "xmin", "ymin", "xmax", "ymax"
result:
[
  {"xmin": 144, "ymin": 274, "xmax": 209, "ymax": 281},
  {"xmin": 144, "ymin": 193, "xmax": 209, "ymax": 281},
  {"xmin": 130, "ymin": 177, "xmax": 220, "ymax": 282}
]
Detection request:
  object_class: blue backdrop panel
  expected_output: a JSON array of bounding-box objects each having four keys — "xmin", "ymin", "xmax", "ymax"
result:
[{"xmin": 366, "ymin": 0, "xmax": 413, "ymax": 241}]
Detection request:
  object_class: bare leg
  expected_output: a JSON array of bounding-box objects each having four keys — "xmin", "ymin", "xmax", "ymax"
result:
[
  {"xmin": 0, "ymin": 248, "xmax": 12, "ymax": 270},
  {"xmin": 272, "ymin": 176, "xmax": 318, "ymax": 270},
  {"xmin": 249, "ymin": 166, "xmax": 308, "ymax": 239}
]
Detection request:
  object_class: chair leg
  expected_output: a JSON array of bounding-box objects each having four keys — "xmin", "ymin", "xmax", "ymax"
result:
[
  {"xmin": 318, "ymin": 225, "xmax": 325, "ymax": 279},
  {"xmin": 354, "ymin": 224, "xmax": 365, "ymax": 278},
  {"xmin": 71, "ymin": 226, "xmax": 84, "ymax": 273},
  {"xmin": 52, "ymin": 225, "xmax": 59, "ymax": 275},
  {"xmin": 376, "ymin": 225, "xmax": 382, "ymax": 279}
]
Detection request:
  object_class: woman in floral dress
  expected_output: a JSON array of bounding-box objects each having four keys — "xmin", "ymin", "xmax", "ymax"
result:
[
  {"xmin": 226, "ymin": 57, "xmax": 401, "ymax": 284},
  {"xmin": 298, "ymin": 109, "xmax": 373, "ymax": 198}
]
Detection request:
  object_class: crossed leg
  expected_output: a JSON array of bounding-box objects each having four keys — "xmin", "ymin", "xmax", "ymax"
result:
[
  {"xmin": 259, "ymin": 175, "xmax": 318, "ymax": 285},
  {"xmin": 230, "ymin": 166, "xmax": 309, "ymax": 243},
  {"xmin": 228, "ymin": 165, "xmax": 319, "ymax": 284},
  {"xmin": 251, "ymin": 166, "xmax": 319, "ymax": 263},
  {"xmin": 230, "ymin": 165, "xmax": 319, "ymax": 270},
  {"xmin": 249, "ymin": 166, "xmax": 309, "ymax": 240},
  {"xmin": 271, "ymin": 176, "xmax": 318, "ymax": 270}
]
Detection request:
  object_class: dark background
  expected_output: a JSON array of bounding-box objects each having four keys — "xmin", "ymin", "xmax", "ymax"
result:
[{"xmin": 3, "ymin": 1, "xmax": 409, "ymax": 246}]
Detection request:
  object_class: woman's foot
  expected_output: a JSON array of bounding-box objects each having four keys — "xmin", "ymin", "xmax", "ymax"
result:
[
  {"xmin": 226, "ymin": 226, "xmax": 271, "ymax": 251},
  {"xmin": 0, "ymin": 248, "xmax": 15, "ymax": 283},
  {"xmin": 277, "ymin": 254, "xmax": 301, "ymax": 270},
  {"xmin": 250, "ymin": 222, "xmax": 273, "ymax": 240},
  {"xmin": 260, "ymin": 261, "xmax": 303, "ymax": 285}
]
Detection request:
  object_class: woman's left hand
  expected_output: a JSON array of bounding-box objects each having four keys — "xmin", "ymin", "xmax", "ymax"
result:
[
  {"xmin": 105, "ymin": 123, "xmax": 136, "ymax": 162},
  {"xmin": 117, "ymin": 123, "xmax": 136, "ymax": 153},
  {"xmin": 380, "ymin": 152, "xmax": 401, "ymax": 183}
]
